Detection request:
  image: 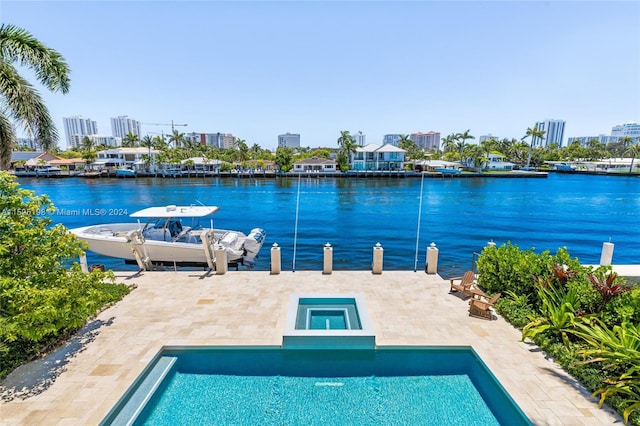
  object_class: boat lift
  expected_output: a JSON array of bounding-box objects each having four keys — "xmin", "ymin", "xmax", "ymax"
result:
[
  {"xmin": 125, "ymin": 230, "xmax": 153, "ymax": 271},
  {"xmin": 121, "ymin": 228, "xmax": 234, "ymax": 273}
]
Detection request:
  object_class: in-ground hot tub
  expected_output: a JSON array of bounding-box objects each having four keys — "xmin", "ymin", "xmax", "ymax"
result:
[{"xmin": 283, "ymin": 294, "xmax": 375, "ymax": 348}]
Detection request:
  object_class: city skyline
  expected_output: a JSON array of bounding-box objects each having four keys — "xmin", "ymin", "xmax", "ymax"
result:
[{"xmin": 3, "ymin": 1, "xmax": 639, "ymax": 150}]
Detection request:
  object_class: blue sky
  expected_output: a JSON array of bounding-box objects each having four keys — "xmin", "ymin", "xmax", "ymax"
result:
[{"xmin": 3, "ymin": 0, "xmax": 639, "ymax": 150}]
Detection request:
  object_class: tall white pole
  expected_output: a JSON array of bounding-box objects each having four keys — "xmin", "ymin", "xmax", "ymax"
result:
[
  {"xmin": 413, "ymin": 171, "xmax": 425, "ymax": 272},
  {"xmin": 292, "ymin": 172, "xmax": 302, "ymax": 272}
]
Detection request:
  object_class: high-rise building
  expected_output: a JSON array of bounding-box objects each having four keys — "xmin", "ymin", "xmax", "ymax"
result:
[
  {"xmin": 278, "ymin": 133, "xmax": 300, "ymax": 148},
  {"xmin": 184, "ymin": 132, "xmax": 230, "ymax": 148},
  {"xmin": 479, "ymin": 134, "xmax": 500, "ymax": 143},
  {"xmin": 352, "ymin": 131, "xmax": 366, "ymax": 146},
  {"xmin": 532, "ymin": 119, "xmax": 565, "ymax": 147},
  {"xmin": 567, "ymin": 135, "xmax": 620, "ymax": 146},
  {"xmin": 63, "ymin": 116, "xmax": 98, "ymax": 149},
  {"xmin": 69, "ymin": 134, "xmax": 120, "ymax": 148},
  {"xmin": 410, "ymin": 131, "xmax": 440, "ymax": 151},
  {"xmin": 221, "ymin": 134, "xmax": 236, "ymax": 150},
  {"xmin": 611, "ymin": 122, "xmax": 640, "ymax": 138},
  {"xmin": 383, "ymin": 134, "xmax": 403, "ymax": 146},
  {"xmin": 110, "ymin": 116, "xmax": 141, "ymax": 139},
  {"xmin": 16, "ymin": 138, "xmax": 41, "ymax": 151}
]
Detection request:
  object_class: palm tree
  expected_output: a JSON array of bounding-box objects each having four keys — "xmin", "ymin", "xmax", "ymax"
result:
[
  {"xmin": 337, "ymin": 130, "xmax": 358, "ymax": 171},
  {"xmin": 151, "ymin": 135, "xmax": 167, "ymax": 151},
  {"xmin": 233, "ymin": 138, "xmax": 249, "ymax": 163},
  {"xmin": 618, "ymin": 136, "xmax": 633, "ymax": 157},
  {"xmin": 0, "ymin": 24, "xmax": 71, "ymax": 169},
  {"xmin": 80, "ymin": 136, "xmax": 96, "ymax": 168},
  {"xmin": 168, "ymin": 129, "xmax": 186, "ymax": 148},
  {"xmin": 455, "ymin": 130, "xmax": 475, "ymax": 159},
  {"xmin": 624, "ymin": 142, "xmax": 640, "ymax": 173},
  {"xmin": 121, "ymin": 132, "xmax": 139, "ymax": 148},
  {"xmin": 398, "ymin": 134, "xmax": 411, "ymax": 147},
  {"xmin": 464, "ymin": 144, "xmax": 488, "ymax": 172},
  {"xmin": 337, "ymin": 130, "xmax": 352, "ymax": 147},
  {"xmin": 398, "ymin": 135, "xmax": 418, "ymax": 159},
  {"xmin": 440, "ymin": 133, "xmax": 457, "ymax": 153},
  {"xmin": 523, "ymin": 125, "xmax": 545, "ymax": 168}
]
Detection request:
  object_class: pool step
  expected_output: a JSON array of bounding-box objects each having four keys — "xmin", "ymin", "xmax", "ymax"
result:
[{"xmin": 101, "ymin": 356, "xmax": 177, "ymax": 426}]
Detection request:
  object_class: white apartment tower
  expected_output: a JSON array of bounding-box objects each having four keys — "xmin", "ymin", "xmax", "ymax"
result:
[
  {"xmin": 278, "ymin": 133, "xmax": 300, "ymax": 148},
  {"xmin": 63, "ymin": 116, "xmax": 98, "ymax": 149},
  {"xmin": 532, "ymin": 119, "xmax": 565, "ymax": 147},
  {"xmin": 111, "ymin": 116, "xmax": 141, "ymax": 139},
  {"xmin": 611, "ymin": 122, "xmax": 640, "ymax": 139},
  {"xmin": 353, "ymin": 131, "xmax": 366, "ymax": 146}
]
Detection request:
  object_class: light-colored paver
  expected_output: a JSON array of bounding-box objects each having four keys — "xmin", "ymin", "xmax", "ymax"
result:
[{"xmin": 0, "ymin": 271, "xmax": 623, "ymax": 425}]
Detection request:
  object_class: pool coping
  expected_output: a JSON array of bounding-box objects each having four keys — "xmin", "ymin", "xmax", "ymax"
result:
[{"xmin": 283, "ymin": 293, "xmax": 376, "ymax": 349}]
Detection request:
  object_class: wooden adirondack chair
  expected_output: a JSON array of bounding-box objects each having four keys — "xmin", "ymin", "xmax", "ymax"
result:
[
  {"xmin": 469, "ymin": 293, "xmax": 501, "ymax": 320},
  {"xmin": 449, "ymin": 271, "xmax": 476, "ymax": 299}
]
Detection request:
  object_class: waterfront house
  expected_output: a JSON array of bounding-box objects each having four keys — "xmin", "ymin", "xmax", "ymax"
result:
[
  {"xmin": 49, "ymin": 157, "xmax": 86, "ymax": 172},
  {"xmin": 413, "ymin": 159, "xmax": 461, "ymax": 172},
  {"xmin": 95, "ymin": 147, "xmax": 160, "ymax": 172},
  {"xmin": 181, "ymin": 157, "xmax": 223, "ymax": 174},
  {"xmin": 292, "ymin": 157, "xmax": 338, "ymax": 173},
  {"xmin": 484, "ymin": 153, "xmax": 515, "ymax": 171},
  {"xmin": 10, "ymin": 151, "xmax": 60, "ymax": 169},
  {"xmin": 351, "ymin": 144, "xmax": 406, "ymax": 171}
]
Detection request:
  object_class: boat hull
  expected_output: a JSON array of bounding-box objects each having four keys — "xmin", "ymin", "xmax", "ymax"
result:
[{"xmin": 70, "ymin": 223, "xmax": 265, "ymax": 266}]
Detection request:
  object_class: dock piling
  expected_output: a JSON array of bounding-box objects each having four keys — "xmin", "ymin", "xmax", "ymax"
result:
[
  {"xmin": 323, "ymin": 243, "xmax": 333, "ymax": 275},
  {"xmin": 426, "ymin": 242, "xmax": 438, "ymax": 274},
  {"xmin": 271, "ymin": 243, "xmax": 281, "ymax": 275},
  {"xmin": 372, "ymin": 243, "xmax": 383, "ymax": 274}
]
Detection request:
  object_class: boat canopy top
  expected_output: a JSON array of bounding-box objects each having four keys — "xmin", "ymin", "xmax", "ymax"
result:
[{"xmin": 130, "ymin": 205, "xmax": 220, "ymax": 218}]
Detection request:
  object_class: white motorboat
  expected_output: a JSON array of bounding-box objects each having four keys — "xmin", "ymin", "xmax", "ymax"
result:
[{"xmin": 70, "ymin": 205, "xmax": 266, "ymax": 269}]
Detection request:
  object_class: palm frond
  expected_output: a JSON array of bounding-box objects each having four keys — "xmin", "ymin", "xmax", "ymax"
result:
[
  {"xmin": 0, "ymin": 112, "xmax": 16, "ymax": 169},
  {"xmin": 0, "ymin": 23, "xmax": 71, "ymax": 93},
  {"xmin": 0, "ymin": 60, "xmax": 58, "ymax": 151}
]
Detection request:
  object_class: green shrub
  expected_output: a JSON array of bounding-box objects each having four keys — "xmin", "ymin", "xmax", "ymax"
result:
[
  {"xmin": 476, "ymin": 242, "xmax": 548, "ymax": 298},
  {"xmin": 476, "ymin": 243, "xmax": 640, "ymax": 424},
  {"xmin": 494, "ymin": 291, "xmax": 536, "ymax": 329},
  {"xmin": 0, "ymin": 172, "xmax": 132, "ymax": 379}
]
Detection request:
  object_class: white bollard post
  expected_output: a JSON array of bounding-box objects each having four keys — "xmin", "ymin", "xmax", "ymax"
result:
[
  {"xmin": 214, "ymin": 244, "xmax": 228, "ymax": 275},
  {"xmin": 426, "ymin": 242, "xmax": 439, "ymax": 274},
  {"xmin": 372, "ymin": 242, "xmax": 384, "ymax": 274},
  {"xmin": 80, "ymin": 253, "xmax": 88, "ymax": 273},
  {"xmin": 600, "ymin": 242, "xmax": 614, "ymax": 266},
  {"xmin": 270, "ymin": 243, "xmax": 281, "ymax": 275},
  {"xmin": 323, "ymin": 243, "xmax": 333, "ymax": 275}
]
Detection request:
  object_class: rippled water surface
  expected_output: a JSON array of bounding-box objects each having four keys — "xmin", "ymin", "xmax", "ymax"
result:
[{"xmin": 17, "ymin": 173, "xmax": 640, "ymax": 277}]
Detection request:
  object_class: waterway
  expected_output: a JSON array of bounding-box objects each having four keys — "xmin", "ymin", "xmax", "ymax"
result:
[{"xmin": 16, "ymin": 173, "xmax": 640, "ymax": 277}]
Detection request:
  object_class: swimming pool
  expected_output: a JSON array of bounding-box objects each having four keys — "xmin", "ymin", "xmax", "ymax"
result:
[{"xmin": 102, "ymin": 346, "xmax": 531, "ymax": 425}]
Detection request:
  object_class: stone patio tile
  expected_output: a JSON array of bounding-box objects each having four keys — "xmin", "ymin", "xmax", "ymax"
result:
[{"xmin": 0, "ymin": 271, "xmax": 623, "ymax": 425}]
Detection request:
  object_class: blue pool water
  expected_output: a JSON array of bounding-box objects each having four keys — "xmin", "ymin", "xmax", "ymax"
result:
[
  {"xmin": 17, "ymin": 173, "xmax": 639, "ymax": 276},
  {"xmin": 103, "ymin": 347, "xmax": 531, "ymax": 425}
]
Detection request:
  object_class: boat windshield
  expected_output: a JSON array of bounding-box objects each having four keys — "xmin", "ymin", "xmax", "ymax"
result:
[{"xmin": 144, "ymin": 217, "xmax": 205, "ymax": 233}]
